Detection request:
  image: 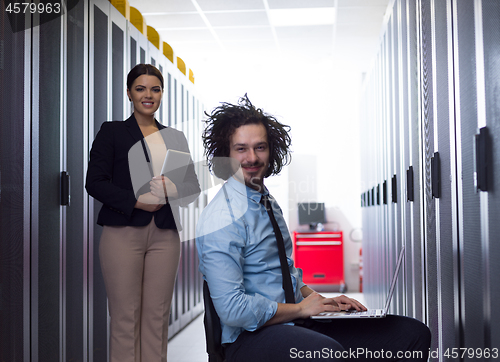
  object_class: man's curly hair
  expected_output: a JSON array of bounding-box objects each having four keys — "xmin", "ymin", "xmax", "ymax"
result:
[{"xmin": 202, "ymin": 95, "xmax": 292, "ymax": 180}]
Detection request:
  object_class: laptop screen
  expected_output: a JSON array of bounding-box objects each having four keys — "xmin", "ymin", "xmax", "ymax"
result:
[{"xmin": 384, "ymin": 246, "xmax": 405, "ymax": 312}]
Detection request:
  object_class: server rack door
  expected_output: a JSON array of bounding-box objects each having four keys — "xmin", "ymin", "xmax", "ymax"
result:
[
  {"xmin": 128, "ymin": 22, "xmax": 140, "ymax": 70},
  {"xmin": 36, "ymin": 10, "xmax": 63, "ymax": 362},
  {"xmin": 129, "ymin": 36, "xmax": 136, "ymax": 68},
  {"xmin": 157, "ymin": 61, "xmax": 164, "ymax": 125},
  {"xmin": 384, "ymin": 15, "xmax": 394, "ymax": 313},
  {"xmin": 167, "ymin": 72, "xmax": 173, "ymax": 127},
  {"xmin": 147, "ymin": 41, "xmax": 161, "ymax": 125},
  {"xmin": 400, "ymin": 0, "xmax": 415, "ymax": 320},
  {"xmin": 419, "ymin": 0, "xmax": 437, "ymax": 336},
  {"xmin": 453, "ymin": 0, "xmax": 485, "ymax": 356},
  {"xmin": 168, "ymin": 73, "xmax": 182, "ymax": 336},
  {"xmin": 180, "ymin": 84, "xmax": 189, "ymax": 243},
  {"xmin": 66, "ymin": 0, "xmax": 89, "ymax": 360},
  {"xmin": 89, "ymin": 0, "xmax": 111, "ymax": 360},
  {"xmin": 391, "ymin": 0, "xmax": 405, "ymax": 316},
  {"xmin": 410, "ymin": 0, "xmax": 425, "ymax": 324},
  {"xmin": 136, "ymin": 28, "xmax": 147, "ymax": 66},
  {"xmin": 127, "ymin": 24, "xmax": 141, "ymax": 119},
  {"xmin": 481, "ymin": 0, "xmax": 500, "ymax": 348},
  {"xmin": 159, "ymin": 57, "xmax": 181, "ymax": 340},
  {"xmin": 162, "ymin": 61, "xmax": 176, "ymax": 128},
  {"xmin": 382, "ymin": 30, "xmax": 391, "ymax": 310},
  {"xmin": 429, "ymin": 0, "xmax": 461, "ymax": 358},
  {"xmin": 375, "ymin": 52, "xmax": 384, "ymax": 307},
  {"xmin": 421, "ymin": 0, "xmax": 441, "ymax": 357},
  {"xmin": 149, "ymin": 41, "xmax": 159, "ymax": 68},
  {"xmin": 140, "ymin": 47, "xmax": 146, "ymax": 65},
  {"xmin": 174, "ymin": 77, "xmax": 179, "ymax": 128},
  {"xmin": 188, "ymin": 87, "xmax": 201, "ymax": 318},
  {"xmin": 384, "ymin": 8, "xmax": 391, "ymax": 310},
  {"xmin": 110, "ymin": 5, "xmax": 126, "ymax": 122},
  {"xmin": 361, "ymin": 59, "xmax": 378, "ymax": 303},
  {"xmin": 194, "ymin": 113, "xmax": 203, "ymax": 316},
  {"xmin": 183, "ymin": 85, "xmax": 192, "ymax": 319},
  {"xmin": 178, "ymin": 81, "xmax": 190, "ymax": 327},
  {"xmin": 0, "ymin": 8, "xmax": 28, "ymax": 362}
]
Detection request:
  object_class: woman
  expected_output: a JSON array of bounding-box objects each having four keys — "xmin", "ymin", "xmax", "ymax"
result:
[{"xmin": 86, "ymin": 64, "xmax": 200, "ymax": 362}]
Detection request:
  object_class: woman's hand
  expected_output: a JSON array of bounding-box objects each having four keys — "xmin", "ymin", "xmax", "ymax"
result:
[
  {"xmin": 150, "ymin": 176, "xmax": 178, "ymax": 200},
  {"xmin": 135, "ymin": 192, "xmax": 165, "ymax": 212}
]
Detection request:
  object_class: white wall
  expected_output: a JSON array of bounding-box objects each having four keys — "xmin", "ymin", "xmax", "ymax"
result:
[{"xmin": 197, "ymin": 54, "xmax": 364, "ymax": 292}]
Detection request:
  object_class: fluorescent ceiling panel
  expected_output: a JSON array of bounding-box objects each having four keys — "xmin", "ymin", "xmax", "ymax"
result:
[
  {"xmin": 268, "ymin": 0, "xmax": 336, "ymax": 9},
  {"xmin": 337, "ymin": 0, "xmax": 389, "ymax": 7},
  {"xmin": 215, "ymin": 26, "xmax": 275, "ymax": 41},
  {"xmin": 336, "ymin": 7, "xmax": 387, "ymax": 24},
  {"xmin": 268, "ymin": 7, "xmax": 336, "ymax": 27},
  {"xmin": 205, "ymin": 10, "xmax": 269, "ymax": 27},
  {"xmin": 129, "ymin": 0, "xmax": 196, "ymax": 13},
  {"xmin": 157, "ymin": 29, "xmax": 215, "ymax": 43},
  {"xmin": 224, "ymin": 39, "xmax": 276, "ymax": 52},
  {"xmin": 274, "ymin": 24, "xmax": 334, "ymax": 40},
  {"xmin": 196, "ymin": 0, "xmax": 265, "ymax": 11},
  {"xmin": 145, "ymin": 13, "xmax": 206, "ymax": 29}
]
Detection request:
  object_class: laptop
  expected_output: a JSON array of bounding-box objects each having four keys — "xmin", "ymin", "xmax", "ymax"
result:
[
  {"xmin": 311, "ymin": 246, "xmax": 405, "ymax": 319},
  {"xmin": 160, "ymin": 149, "xmax": 191, "ymax": 185}
]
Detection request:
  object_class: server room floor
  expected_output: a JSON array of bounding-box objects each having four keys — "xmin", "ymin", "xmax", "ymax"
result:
[{"xmin": 167, "ymin": 292, "xmax": 366, "ymax": 362}]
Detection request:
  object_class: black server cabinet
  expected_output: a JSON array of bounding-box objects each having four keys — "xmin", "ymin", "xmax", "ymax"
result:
[
  {"xmin": 1, "ymin": 0, "xmax": 206, "ymax": 359},
  {"xmin": 0, "ymin": 6, "xmax": 28, "ymax": 362},
  {"xmin": 482, "ymin": 0, "xmax": 500, "ymax": 348},
  {"xmin": 422, "ymin": 0, "xmax": 461, "ymax": 357},
  {"xmin": 362, "ymin": 0, "xmax": 500, "ymax": 360},
  {"xmin": 90, "ymin": 1, "xmax": 110, "ymax": 360},
  {"xmin": 37, "ymin": 10, "xmax": 63, "ymax": 362},
  {"xmin": 66, "ymin": 0, "xmax": 88, "ymax": 360}
]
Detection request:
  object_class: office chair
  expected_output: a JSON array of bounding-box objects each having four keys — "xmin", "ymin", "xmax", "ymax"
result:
[{"xmin": 203, "ymin": 280, "xmax": 226, "ymax": 362}]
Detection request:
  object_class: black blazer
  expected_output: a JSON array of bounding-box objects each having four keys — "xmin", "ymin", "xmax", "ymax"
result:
[{"xmin": 85, "ymin": 114, "xmax": 201, "ymax": 230}]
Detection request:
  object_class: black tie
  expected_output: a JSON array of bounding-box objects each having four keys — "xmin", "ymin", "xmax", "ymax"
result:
[{"xmin": 261, "ymin": 194, "xmax": 295, "ymax": 304}]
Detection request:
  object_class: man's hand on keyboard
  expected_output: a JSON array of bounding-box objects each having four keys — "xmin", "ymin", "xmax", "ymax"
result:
[{"xmin": 331, "ymin": 295, "xmax": 367, "ymax": 312}]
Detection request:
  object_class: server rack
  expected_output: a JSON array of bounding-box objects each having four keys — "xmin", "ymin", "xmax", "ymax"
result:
[
  {"xmin": 0, "ymin": 0, "xmax": 206, "ymax": 360},
  {"xmin": 361, "ymin": 0, "xmax": 500, "ymax": 360},
  {"xmin": 482, "ymin": 0, "xmax": 500, "ymax": 347}
]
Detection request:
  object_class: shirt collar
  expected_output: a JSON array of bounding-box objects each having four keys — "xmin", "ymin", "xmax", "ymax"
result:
[{"xmin": 226, "ymin": 176, "xmax": 269, "ymax": 204}]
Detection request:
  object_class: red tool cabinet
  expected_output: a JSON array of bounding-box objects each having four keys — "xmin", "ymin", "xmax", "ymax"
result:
[{"xmin": 292, "ymin": 231, "xmax": 346, "ymax": 292}]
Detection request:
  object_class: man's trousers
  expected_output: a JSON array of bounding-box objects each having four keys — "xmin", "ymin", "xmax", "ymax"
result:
[{"xmin": 225, "ymin": 315, "xmax": 431, "ymax": 361}]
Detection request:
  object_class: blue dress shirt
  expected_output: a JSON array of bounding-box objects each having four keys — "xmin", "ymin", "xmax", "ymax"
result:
[{"xmin": 196, "ymin": 177, "xmax": 305, "ymax": 344}]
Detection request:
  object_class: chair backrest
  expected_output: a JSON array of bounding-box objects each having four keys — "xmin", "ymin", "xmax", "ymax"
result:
[{"xmin": 203, "ymin": 280, "xmax": 226, "ymax": 362}]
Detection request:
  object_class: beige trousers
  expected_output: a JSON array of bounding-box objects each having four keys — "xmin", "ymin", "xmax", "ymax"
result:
[{"xmin": 99, "ymin": 218, "xmax": 180, "ymax": 362}]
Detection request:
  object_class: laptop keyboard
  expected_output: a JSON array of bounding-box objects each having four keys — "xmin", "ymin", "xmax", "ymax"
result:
[
  {"xmin": 313, "ymin": 309, "xmax": 384, "ymax": 318},
  {"xmin": 346, "ymin": 309, "xmax": 379, "ymax": 316}
]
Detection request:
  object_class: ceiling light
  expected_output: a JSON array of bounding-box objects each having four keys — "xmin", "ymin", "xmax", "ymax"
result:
[{"xmin": 268, "ymin": 8, "xmax": 336, "ymax": 27}]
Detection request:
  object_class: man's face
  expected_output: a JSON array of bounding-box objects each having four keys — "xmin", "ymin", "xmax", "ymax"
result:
[{"xmin": 229, "ymin": 123, "xmax": 270, "ymax": 192}]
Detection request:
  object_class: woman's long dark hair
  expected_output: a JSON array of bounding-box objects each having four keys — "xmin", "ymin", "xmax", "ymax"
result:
[
  {"xmin": 202, "ymin": 95, "xmax": 292, "ymax": 180},
  {"xmin": 127, "ymin": 63, "xmax": 164, "ymax": 90}
]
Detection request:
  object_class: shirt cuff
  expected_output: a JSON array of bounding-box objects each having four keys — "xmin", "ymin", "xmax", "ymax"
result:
[
  {"xmin": 295, "ymin": 267, "xmax": 306, "ymax": 290},
  {"xmin": 250, "ymin": 295, "xmax": 278, "ymax": 331}
]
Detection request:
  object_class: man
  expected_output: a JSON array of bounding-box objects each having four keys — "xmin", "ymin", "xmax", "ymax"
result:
[{"xmin": 196, "ymin": 95, "xmax": 431, "ymax": 361}]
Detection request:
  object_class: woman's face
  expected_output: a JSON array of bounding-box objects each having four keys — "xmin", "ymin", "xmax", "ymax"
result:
[{"xmin": 127, "ymin": 74, "xmax": 163, "ymax": 118}]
